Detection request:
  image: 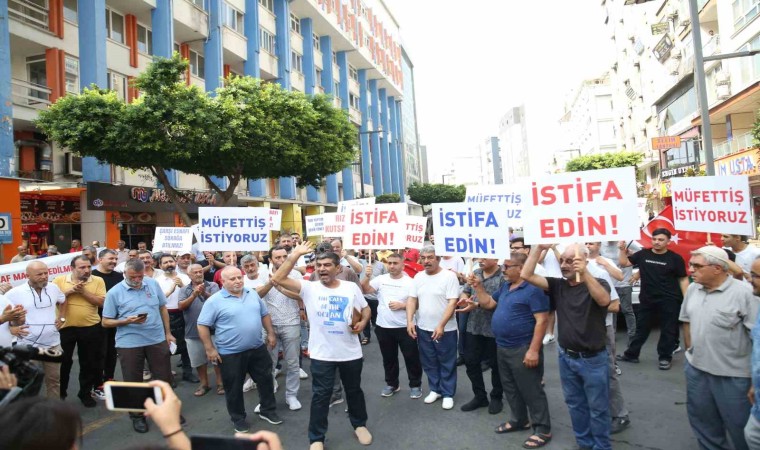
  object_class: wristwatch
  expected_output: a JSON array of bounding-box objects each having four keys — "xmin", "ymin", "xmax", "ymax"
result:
[{"xmin": 59, "ymin": 317, "xmax": 66, "ymax": 323}]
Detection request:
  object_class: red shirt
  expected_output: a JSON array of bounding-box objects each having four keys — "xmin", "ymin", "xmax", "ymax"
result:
[{"xmin": 213, "ymin": 266, "xmax": 245, "ymax": 288}]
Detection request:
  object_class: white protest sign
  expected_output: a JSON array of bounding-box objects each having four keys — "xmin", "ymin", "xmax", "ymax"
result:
[
  {"xmin": 522, "ymin": 166, "xmax": 640, "ymax": 244},
  {"xmin": 671, "ymin": 175, "xmax": 752, "ymax": 235},
  {"xmin": 197, "ymin": 207, "xmax": 270, "ymax": 251},
  {"xmin": 432, "ymin": 203, "xmax": 511, "ymax": 259},
  {"xmin": 322, "ymin": 212, "xmax": 347, "ymax": 237},
  {"xmin": 269, "ymin": 209, "xmax": 282, "ymax": 231},
  {"xmin": 342, "ymin": 204, "xmax": 407, "ymax": 249},
  {"xmin": 465, "ymin": 184, "xmax": 523, "ymax": 225},
  {"xmin": 338, "ymin": 197, "xmax": 375, "ymax": 213},
  {"xmin": 404, "ymin": 216, "xmax": 428, "ymax": 249},
  {"xmin": 0, "ymin": 251, "xmax": 83, "ymax": 287},
  {"xmin": 305, "ymin": 214, "xmax": 325, "ymax": 236},
  {"xmin": 152, "ymin": 227, "xmax": 193, "ymax": 253}
]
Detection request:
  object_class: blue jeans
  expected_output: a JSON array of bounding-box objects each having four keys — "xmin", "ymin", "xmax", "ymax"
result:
[
  {"xmin": 685, "ymin": 360, "xmax": 751, "ymax": 450},
  {"xmin": 417, "ymin": 327, "xmax": 457, "ymax": 397},
  {"xmin": 558, "ymin": 347, "xmax": 611, "ymax": 450},
  {"xmin": 308, "ymin": 358, "xmax": 367, "ymax": 443}
]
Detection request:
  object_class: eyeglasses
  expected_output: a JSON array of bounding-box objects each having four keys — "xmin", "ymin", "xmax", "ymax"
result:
[
  {"xmin": 510, "ymin": 246, "xmax": 525, "ymax": 250},
  {"xmin": 689, "ymin": 262, "xmax": 717, "ymax": 270},
  {"xmin": 30, "ymin": 285, "xmax": 53, "ymax": 309}
]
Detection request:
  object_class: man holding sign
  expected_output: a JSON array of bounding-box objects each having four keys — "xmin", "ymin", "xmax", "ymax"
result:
[{"xmin": 521, "ymin": 244, "xmax": 612, "ymax": 450}]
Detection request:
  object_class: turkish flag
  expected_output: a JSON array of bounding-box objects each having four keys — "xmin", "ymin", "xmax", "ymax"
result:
[{"xmin": 636, "ymin": 205, "xmax": 723, "ymax": 268}]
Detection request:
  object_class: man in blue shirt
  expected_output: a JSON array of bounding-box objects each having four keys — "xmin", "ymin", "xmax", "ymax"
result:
[
  {"xmin": 198, "ymin": 266, "xmax": 280, "ymax": 433},
  {"xmin": 102, "ymin": 259, "xmax": 176, "ymax": 434},
  {"xmin": 459, "ymin": 252, "xmax": 552, "ymax": 449}
]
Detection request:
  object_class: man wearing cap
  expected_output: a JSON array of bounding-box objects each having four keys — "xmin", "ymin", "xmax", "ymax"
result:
[
  {"xmin": 176, "ymin": 251, "xmax": 193, "ymax": 276},
  {"xmin": 681, "ymin": 246, "xmax": 756, "ymax": 450}
]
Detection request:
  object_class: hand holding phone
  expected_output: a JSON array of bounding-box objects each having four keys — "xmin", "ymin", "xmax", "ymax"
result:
[
  {"xmin": 104, "ymin": 381, "xmax": 163, "ymax": 412},
  {"xmin": 143, "ymin": 380, "xmax": 184, "ymax": 437}
]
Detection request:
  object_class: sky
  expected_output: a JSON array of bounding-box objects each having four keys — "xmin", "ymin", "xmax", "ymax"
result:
[{"xmin": 384, "ymin": 0, "xmax": 614, "ymax": 181}]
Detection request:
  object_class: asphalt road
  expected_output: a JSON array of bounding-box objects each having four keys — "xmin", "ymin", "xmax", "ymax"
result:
[{"xmin": 72, "ymin": 328, "xmax": 696, "ymax": 450}]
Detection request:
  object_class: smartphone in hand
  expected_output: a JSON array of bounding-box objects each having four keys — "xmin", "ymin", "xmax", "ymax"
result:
[{"xmin": 104, "ymin": 381, "xmax": 163, "ymax": 412}]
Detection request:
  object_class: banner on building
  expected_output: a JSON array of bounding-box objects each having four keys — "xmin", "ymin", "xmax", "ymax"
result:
[
  {"xmin": 522, "ymin": 167, "xmax": 640, "ymax": 244},
  {"xmin": 465, "ymin": 184, "xmax": 523, "ymax": 225},
  {"xmin": 152, "ymin": 227, "xmax": 193, "ymax": 253},
  {"xmin": 197, "ymin": 207, "xmax": 270, "ymax": 251},
  {"xmin": 432, "ymin": 203, "xmax": 511, "ymax": 259},
  {"xmin": 305, "ymin": 214, "xmax": 325, "ymax": 236},
  {"xmin": 343, "ymin": 204, "xmax": 407, "ymax": 249},
  {"xmin": 0, "ymin": 251, "xmax": 83, "ymax": 287},
  {"xmin": 404, "ymin": 216, "xmax": 428, "ymax": 249},
  {"xmin": 671, "ymin": 175, "xmax": 753, "ymax": 235}
]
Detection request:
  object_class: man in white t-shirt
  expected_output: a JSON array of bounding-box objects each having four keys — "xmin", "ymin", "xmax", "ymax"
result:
[
  {"xmin": 5, "ymin": 261, "xmax": 66, "ymax": 398},
  {"xmin": 155, "ymin": 254, "xmax": 194, "ymax": 383},
  {"xmin": 0, "ymin": 288, "xmax": 26, "ymax": 348},
  {"xmin": 361, "ymin": 252, "xmax": 422, "ymax": 399},
  {"xmin": 406, "ymin": 245, "xmax": 460, "ymax": 410},
  {"xmin": 722, "ymin": 234, "xmax": 760, "ymax": 277},
  {"xmin": 242, "ymin": 254, "xmax": 267, "ymax": 289},
  {"xmin": 272, "ymin": 242, "xmax": 372, "ymax": 450}
]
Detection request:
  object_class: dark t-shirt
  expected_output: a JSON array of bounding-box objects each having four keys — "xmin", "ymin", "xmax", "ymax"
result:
[
  {"xmin": 491, "ymin": 281, "xmax": 550, "ymax": 348},
  {"xmin": 628, "ymin": 249, "xmax": 687, "ymax": 304},
  {"xmin": 547, "ymin": 277, "xmax": 610, "ymax": 353},
  {"xmin": 199, "ymin": 259, "xmax": 224, "ymax": 282},
  {"xmin": 92, "ymin": 269, "xmax": 124, "ymax": 292}
]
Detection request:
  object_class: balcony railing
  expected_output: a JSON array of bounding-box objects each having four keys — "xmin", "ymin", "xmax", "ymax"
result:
[
  {"xmin": 711, "ymin": 131, "xmax": 756, "ymax": 160},
  {"xmin": 11, "ymin": 78, "xmax": 52, "ymax": 109},
  {"xmin": 9, "ymin": 0, "xmax": 49, "ymax": 31},
  {"xmin": 703, "ymin": 35, "xmax": 720, "ymax": 57}
]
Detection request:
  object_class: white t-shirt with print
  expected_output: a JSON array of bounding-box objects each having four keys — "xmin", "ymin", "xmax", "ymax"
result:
[
  {"xmin": 411, "ymin": 269, "xmax": 459, "ymax": 332},
  {"xmin": 6, "ymin": 283, "xmax": 66, "ymax": 349},
  {"xmin": 370, "ymin": 274, "xmax": 414, "ymax": 328},
  {"xmin": 299, "ymin": 280, "xmax": 368, "ymax": 362}
]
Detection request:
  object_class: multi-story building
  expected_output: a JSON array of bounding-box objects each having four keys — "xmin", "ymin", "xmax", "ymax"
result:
[
  {"xmin": 476, "ymin": 136, "xmax": 502, "ymax": 185},
  {"xmin": 0, "ymin": 0, "xmax": 417, "ymax": 256},
  {"xmin": 558, "ymin": 73, "xmax": 617, "ymax": 162},
  {"xmin": 418, "ymin": 143, "xmax": 429, "ymax": 184},
  {"xmin": 497, "ymin": 105, "xmax": 530, "ymax": 184},
  {"xmin": 400, "ymin": 43, "xmax": 421, "ymax": 192}
]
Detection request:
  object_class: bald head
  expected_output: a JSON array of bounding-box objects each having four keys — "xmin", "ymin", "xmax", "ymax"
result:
[
  {"xmin": 220, "ymin": 266, "xmax": 244, "ymax": 296},
  {"xmin": 26, "ymin": 261, "xmax": 49, "ymax": 289}
]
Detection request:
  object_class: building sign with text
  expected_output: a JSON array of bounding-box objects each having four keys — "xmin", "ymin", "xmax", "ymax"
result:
[{"xmin": 87, "ymin": 182, "xmax": 234, "ymax": 213}]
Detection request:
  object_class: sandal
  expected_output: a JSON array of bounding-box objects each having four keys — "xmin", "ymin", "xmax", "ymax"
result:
[
  {"xmin": 523, "ymin": 433, "xmax": 552, "ymax": 448},
  {"xmin": 194, "ymin": 385, "xmax": 211, "ymax": 397},
  {"xmin": 495, "ymin": 422, "xmax": 531, "ymax": 434},
  {"xmin": 361, "ymin": 337, "xmax": 369, "ymax": 345},
  {"xmin": 216, "ymin": 385, "xmax": 225, "ymax": 395}
]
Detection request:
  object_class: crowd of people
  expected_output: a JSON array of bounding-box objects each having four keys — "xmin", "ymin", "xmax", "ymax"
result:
[{"xmin": 0, "ymin": 229, "xmax": 759, "ymax": 450}]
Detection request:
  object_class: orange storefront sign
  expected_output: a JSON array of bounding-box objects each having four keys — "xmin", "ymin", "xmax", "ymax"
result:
[{"xmin": 652, "ymin": 136, "xmax": 682, "ymax": 150}]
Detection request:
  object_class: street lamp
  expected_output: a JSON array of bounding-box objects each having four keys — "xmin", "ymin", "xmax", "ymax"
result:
[{"xmin": 356, "ymin": 125, "xmax": 383, "ymax": 198}]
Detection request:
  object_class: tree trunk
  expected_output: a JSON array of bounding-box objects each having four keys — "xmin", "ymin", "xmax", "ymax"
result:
[
  {"xmin": 203, "ymin": 173, "xmax": 242, "ymax": 206},
  {"xmin": 150, "ymin": 166, "xmax": 195, "ymax": 226}
]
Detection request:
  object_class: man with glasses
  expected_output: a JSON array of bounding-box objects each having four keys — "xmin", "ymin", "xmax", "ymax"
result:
[
  {"xmin": 53, "ymin": 255, "xmax": 106, "ymax": 407},
  {"xmin": 617, "ymin": 228, "xmax": 689, "ymax": 371},
  {"xmin": 680, "ymin": 246, "xmax": 755, "ymax": 450},
  {"xmin": 459, "ymin": 252, "xmax": 552, "ymax": 448},
  {"xmin": 6, "ymin": 261, "xmax": 67, "ymax": 398},
  {"xmin": 455, "ymin": 257, "xmax": 504, "ymax": 414}
]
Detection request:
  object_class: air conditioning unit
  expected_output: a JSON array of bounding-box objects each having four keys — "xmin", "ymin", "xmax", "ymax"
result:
[
  {"xmin": 716, "ymin": 71, "xmax": 730, "ymax": 85},
  {"xmin": 65, "ymin": 152, "xmax": 83, "ymax": 176},
  {"xmin": 717, "ymin": 84, "xmax": 731, "ymax": 99}
]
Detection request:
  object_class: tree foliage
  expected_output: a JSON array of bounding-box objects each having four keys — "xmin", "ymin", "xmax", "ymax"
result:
[
  {"xmin": 36, "ymin": 54, "xmax": 357, "ymax": 224},
  {"xmin": 407, "ymin": 182, "xmax": 466, "ymax": 206},
  {"xmin": 375, "ymin": 193, "xmax": 400, "ymax": 203},
  {"xmin": 565, "ymin": 151, "xmax": 644, "ymax": 172}
]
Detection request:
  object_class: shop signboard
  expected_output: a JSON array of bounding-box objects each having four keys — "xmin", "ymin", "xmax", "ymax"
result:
[
  {"xmin": 0, "ymin": 213, "xmax": 11, "ymax": 244},
  {"xmin": 20, "ymin": 194, "xmax": 80, "ymax": 224},
  {"xmin": 87, "ymin": 182, "xmax": 234, "ymax": 213}
]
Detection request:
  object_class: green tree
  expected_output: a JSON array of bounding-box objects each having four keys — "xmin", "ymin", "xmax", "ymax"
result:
[
  {"xmin": 565, "ymin": 151, "xmax": 644, "ymax": 172},
  {"xmin": 36, "ymin": 54, "xmax": 357, "ymax": 225},
  {"xmin": 407, "ymin": 182, "xmax": 466, "ymax": 207},
  {"xmin": 375, "ymin": 193, "xmax": 400, "ymax": 203}
]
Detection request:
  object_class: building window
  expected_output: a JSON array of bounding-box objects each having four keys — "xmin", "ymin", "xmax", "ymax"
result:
[
  {"xmin": 290, "ymin": 13, "xmax": 301, "ymax": 35},
  {"xmin": 259, "ymin": 0, "xmax": 274, "ymax": 13},
  {"xmin": 349, "ymin": 92, "xmax": 360, "ymax": 110},
  {"xmin": 291, "ymin": 51, "xmax": 303, "ymax": 73},
  {"xmin": 316, "ymin": 68, "xmax": 323, "ymax": 83},
  {"xmin": 260, "ymin": 28, "xmax": 276, "ymax": 54},
  {"xmin": 733, "ymin": 0, "xmax": 760, "ymax": 31},
  {"xmin": 349, "ymin": 65, "xmax": 358, "ymax": 82},
  {"xmin": 108, "ymin": 72, "xmax": 128, "ymax": 102},
  {"xmin": 191, "ymin": 0, "xmax": 205, "ymax": 10},
  {"xmin": 313, "ymin": 34, "xmax": 321, "ymax": 51},
  {"xmin": 332, "ymin": 51, "xmax": 338, "ymax": 65},
  {"xmin": 223, "ymin": 2, "xmax": 244, "ymax": 33},
  {"xmin": 189, "ymin": 50, "xmax": 205, "ymax": 79},
  {"xmin": 738, "ymin": 33, "xmax": 760, "ymax": 85},
  {"xmin": 137, "ymin": 24, "xmax": 153, "ymax": 55},
  {"xmin": 64, "ymin": 55, "xmax": 79, "ymax": 94},
  {"xmin": 334, "ymin": 80, "xmax": 340, "ymax": 95},
  {"xmin": 105, "ymin": 8, "xmax": 125, "ymax": 44},
  {"xmin": 63, "ymin": 0, "xmax": 77, "ymax": 23}
]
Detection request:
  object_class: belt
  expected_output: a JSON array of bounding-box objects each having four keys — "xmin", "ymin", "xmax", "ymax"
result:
[
  {"xmin": 168, "ymin": 309, "xmax": 181, "ymax": 314},
  {"xmin": 563, "ymin": 348, "xmax": 603, "ymax": 359}
]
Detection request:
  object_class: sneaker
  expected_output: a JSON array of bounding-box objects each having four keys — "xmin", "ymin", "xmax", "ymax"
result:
[
  {"xmin": 410, "ymin": 387, "xmax": 423, "ymax": 399},
  {"xmin": 659, "ymin": 360, "xmax": 672, "ymax": 370},
  {"xmin": 442, "ymin": 397, "xmax": 454, "ymax": 410},
  {"xmin": 132, "ymin": 416, "xmax": 149, "ymax": 433},
  {"xmin": 254, "ymin": 403, "xmax": 260, "ymax": 413},
  {"xmin": 259, "ymin": 411, "xmax": 283, "ymax": 425},
  {"xmin": 233, "ymin": 419, "xmax": 250, "ymax": 433},
  {"xmin": 611, "ymin": 416, "xmax": 631, "ymax": 434},
  {"xmin": 672, "ymin": 345, "xmax": 683, "ymax": 355},
  {"xmin": 542, "ymin": 334, "xmax": 556, "ymax": 345},
  {"xmin": 299, "ymin": 368, "xmax": 309, "ymax": 379},
  {"xmin": 309, "ymin": 443, "xmax": 324, "ymax": 450},
  {"xmin": 355, "ymin": 426, "xmax": 373, "ymax": 445},
  {"xmin": 424, "ymin": 391, "xmax": 441, "ymax": 404},
  {"xmin": 78, "ymin": 393, "xmax": 97, "ymax": 408},
  {"xmin": 381, "ymin": 385, "xmax": 400, "ymax": 397},
  {"xmin": 243, "ymin": 377, "xmax": 256, "ymax": 392},
  {"xmin": 286, "ymin": 397, "xmax": 302, "ymax": 411},
  {"xmin": 91, "ymin": 388, "xmax": 106, "ymax": 400},
  {"xmin": 329, "ymin": 396, "xmax": 345, "ymax": 407},
  {"xmin": 615, "ymin": 364, "xmax": 622, "ymax": 376},
  {"xmin": 616, "ymin": 354, "xmax": 640, "ymax": 364},
  {"xmin": 142, "ymin": 370, "xmax": 152, "ymax": 381}
]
